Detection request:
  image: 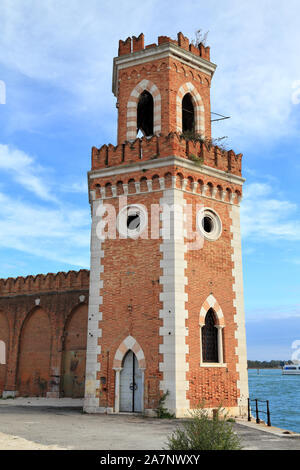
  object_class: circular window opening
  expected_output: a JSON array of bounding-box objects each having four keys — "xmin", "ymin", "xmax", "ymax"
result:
[
  {"xmin": 127, "ymin": 213, "xmax": 140, "ymax": 230},
  {"xmin": 202, "ymin": 216, "xmax": 214, "ymax": 234},
  {"xmin": 117, "ymin": 205, "xmax": 147, "ymax": 239},
  {"xmin": 197, "ymin": 208, "xmax": 222, "ymax": 241}
]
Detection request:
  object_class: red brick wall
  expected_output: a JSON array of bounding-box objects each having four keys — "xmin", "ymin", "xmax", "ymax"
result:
[
  {"xmin": 64, "ymin": 304, "xmax": 88, "ymax": 352},
  {"xmin": 98, "ymin": 190, "xmax": 163, "ymax": 410},
  {"xmin": 117, "ymin": 58, "xmax": 212, "ymax": 144},
  {"xmin": 61, "ymin": 304, "xmax": 88, "ymax": 398},
  {"xmin": 0, "ymin": 312, "xmax": 9, "ymax": 395},
  {"xmin": 17, "ymin": 307, "xmax": 51, "ymax": 397},
  {"xmin": 0, "ymin": 270, "xmax": 89, "ymax": 397},
  {"xmin": 184, "ymin": 192, "xmax": 239, "ymax": 408},
  {"xmin": 90, "ymin": 162, "xmax": 242, "ymax": 411}
]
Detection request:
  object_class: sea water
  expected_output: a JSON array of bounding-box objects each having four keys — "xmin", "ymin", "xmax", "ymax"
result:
[{"xmin": 248, "ymin": 368, "xmax": 300, "ymax": 433}]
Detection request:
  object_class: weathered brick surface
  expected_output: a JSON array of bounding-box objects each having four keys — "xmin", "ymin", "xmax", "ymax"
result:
[
  {"xmin": 116, "ymin": 59, "xmax": 212, "ymax": 144},
  {"xmin": 0, "ymin": 312, "xmax": 9, "ymax": 394},
  {"xmin": 184, "ymin": 192, "xmax": 239, "ymax": 408},
  {"xmin": 87, "ymin": 32, "xmax": 247, "ymax": 415},
  {"xmin": 0, "ymin": 270, "xmax": 89, "ymax": 397},
  {"xmin": 17, "ymin": 307, "xmax": 51, "ymax": 396},
  {"xmin": 91, "ymin": 135, "xmax": 242, "ymax": 177},
  {"xmin": 97, "ymin": 191, "xmax": 163, "ymax": 410},
  {"xmin": 118, "ymin": 32, "xmax": 210, "ymax": 60}
]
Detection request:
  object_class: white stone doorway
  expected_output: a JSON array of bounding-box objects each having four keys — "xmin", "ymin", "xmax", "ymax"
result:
[
  {"xmin": 113, "ymin": 336, "xmax": 146, "ymax": 413},
  {"xmin": 120, "ymin": 351, "xmax": 142, "ymax": 412}
]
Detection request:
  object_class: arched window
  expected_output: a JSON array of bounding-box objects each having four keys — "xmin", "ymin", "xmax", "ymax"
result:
[
  {"xmin": 137, "ymin": 90, "xmax": 153, "ymax": 136},
  {"xmin": 182, "ymin": 93, "xmax": 195, "ymax": 133},
  {"xmin": 202, "ymin": 309, "xmax": 218, "ymax": 363}
]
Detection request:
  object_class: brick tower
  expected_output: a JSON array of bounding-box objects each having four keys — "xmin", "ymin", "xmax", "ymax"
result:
[{"xmin": 84, "ymin": 32, "xmax": 248, "ymax": 417}]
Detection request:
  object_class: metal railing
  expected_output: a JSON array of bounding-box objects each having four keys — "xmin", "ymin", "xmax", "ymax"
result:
[{"xmin": 248, "ymin": 398, "xmax": 271, "ymax": 427}]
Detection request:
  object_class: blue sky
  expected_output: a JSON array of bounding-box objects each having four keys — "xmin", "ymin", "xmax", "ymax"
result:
[{"xmin": 0, "ymin": 0, "xmax": 300, "ymax": 360}]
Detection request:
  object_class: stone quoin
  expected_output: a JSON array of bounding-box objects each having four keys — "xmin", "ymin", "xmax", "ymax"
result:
[{"xmin": 0, "ymin": 32, "xmax": 248, "ymax": 417}]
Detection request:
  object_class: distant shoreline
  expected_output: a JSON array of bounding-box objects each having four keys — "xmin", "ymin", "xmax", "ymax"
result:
[{"xmin": 248, "ymin": 361, "xmax": 292, "ymax": 369}]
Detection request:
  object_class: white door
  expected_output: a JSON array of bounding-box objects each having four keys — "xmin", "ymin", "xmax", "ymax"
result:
[{"xmin": 120, "ymin": 351, "xmax": 143, "ymax": 412}]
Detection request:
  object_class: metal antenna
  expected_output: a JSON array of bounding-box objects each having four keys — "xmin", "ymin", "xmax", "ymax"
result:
[{"xmin": 211, "ymin": 112, "xmax": 230, "ymax": 122}]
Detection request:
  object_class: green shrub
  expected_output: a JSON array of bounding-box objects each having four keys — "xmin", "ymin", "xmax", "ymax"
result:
[
  {"xmin": 226, "ymin": 417, "xmax": 236, "ymax": 423},
  {"xmin": 188, "ymin": 153, "xmax": 204, "ymax": 166},
  {"xmin": 166, "ymin": 406, "xmax": 242, "ymax": 450},
  {"xmin": 181, "ymin": 131, "xmax": 205, "ymax": 142},
  {"xmin": 155, "ymin": 391, "xmax": 175, "ymax": 419}
]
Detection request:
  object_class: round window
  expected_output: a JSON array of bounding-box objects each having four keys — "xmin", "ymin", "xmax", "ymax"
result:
[
  {"xmin": 197, "ymin": 208, "xmax": 222, "ymax": 241},
  {"xmin": 117, "ymin": 205, "xmax": 147, "ymax": 239}
]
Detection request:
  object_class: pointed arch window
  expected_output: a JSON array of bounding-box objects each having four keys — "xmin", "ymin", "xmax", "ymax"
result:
[
  {"xmin": 137, "ymin": 90, "xmax": 153, "ymax": 136},
  {"xmin": 202, "ymin": 309, "xmax": 218, "ymax": 363},
  {"xmin": 182, "ymin": 93, "xmax": 195, "ymax": 133}
]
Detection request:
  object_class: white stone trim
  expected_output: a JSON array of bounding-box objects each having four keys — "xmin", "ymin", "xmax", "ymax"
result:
[
  {"xmin": 197, "ymin": 207, "xmax": 222, "ymax": 241},
  {"xmin": 84, "ymin": 196, "xmax": 104, "ymax": 413},
  {"xmin": 230, "ymin": 204, "xmax": 249, "ymax": 414},
  {"xmin": 113, "ymin": 336, "xmax": 146, "ymax": 413},
  {"xmin": 199, "ymin": 296, "xmax": 225, "ymax": 366},
  {"xmin": 199, "ymin": 294, "xmax": 224, "ymax": 324},
  {"xmin": 199, "ymin": 363, "xmax": 227, "ymax": 368},
  {"xmin": 126, "ymin": 79, "xmax": 161, "ymax": 140},
  {"xmin": 0, "ymin": 340, "xmax": 5, "ymax": 365},
  {"xmin": 176, "ymin": 82, "xmax": 205, "ymax": 136},
  {"xmin": 159, "ymin": 188, "xmax": 189, "ymax": 416},
  {"xmin": 216, "ymin": 325, "xmax": 224, "ymax": 364}
]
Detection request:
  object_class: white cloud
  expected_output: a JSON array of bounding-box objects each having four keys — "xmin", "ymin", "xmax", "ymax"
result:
[
  {"xmin": 246, "ymin": 305, "xmax": 300, "ymax": 323},
  {"xmin": 0, "ymin": 142, "xmax": 91, "ymax": 269},
  {"xmin": 0, "ymin": 191, "xmax": 90, "ymax": 267},
  {"xmin": 0, "ymin": 0, "xmax": 299, "ymax": 144},
  {"xmin": 0, "ymin": 144, "xmax": 55, "ymax": 201},
  {"xmin": 241, "ymin": 182, "xmax": 300, "ymax": 241},
  {"xmin": 0, "ymin": 0, "xmax": 157, "ymax": 117},
  {"xmin": 60, "ymin": 180, "xmax": 88, "ymax": 194}
]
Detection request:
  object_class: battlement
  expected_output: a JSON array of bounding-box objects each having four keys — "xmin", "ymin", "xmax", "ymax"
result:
[
  {"xmin": 91, "ymin": 133, "xmax": 242, "ymax": 177},
  {"xmin": 0, "ymin": 269, "xmax": 90, "ymax": 297},
  {"xmin": 118, "ymin": 32, "xmax": 210, "ymax": 61}
]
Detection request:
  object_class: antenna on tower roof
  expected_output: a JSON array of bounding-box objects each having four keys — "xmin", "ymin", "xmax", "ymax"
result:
[{"xmin": 211, "ymin": 112, "xmax": 230, "ymax": 122}]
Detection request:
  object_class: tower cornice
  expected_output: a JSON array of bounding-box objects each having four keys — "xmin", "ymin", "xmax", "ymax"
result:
[
  {"xmin": 113, "ymin": 42, "xmax": 217, "ymax": 96},
  {"xmin": 88, "ymin": 155, "xmax": 244, "ymax": 186}
]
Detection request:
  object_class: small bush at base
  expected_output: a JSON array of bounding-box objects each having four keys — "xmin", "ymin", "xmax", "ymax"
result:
[
  {"xmin": 166, "ymin": 406, "xmax": 242, "ymax": 450},
  {"xmin": 155, "ymin": 391, "xmax": 175, "ymax": 419}
]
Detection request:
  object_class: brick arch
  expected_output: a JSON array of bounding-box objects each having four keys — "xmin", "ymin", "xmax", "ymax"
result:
[
  {"xmin": 113, "ymin": 336, "xmax": 146, "ymax": 369},
  {"xmin": 17, "ymin": 306, "xmax": 51, "ymax": 397},
  {"xmin": 176, "ymin": 82, "xmax": 205, "ymax": 136},
  {"xmin": 61, "ymin": 302, "xmax": 88, "ymax": 398},
  {"xmin": 63, "ymin": 302, "xmax": 88, "ymax": 348},
  {"xmin": 126, "ymin": 79, "xmax": 161, "ymax": 140},
  {"xmin": 199, "ymin": 294, "xmax": 224, "ymax": 326}
]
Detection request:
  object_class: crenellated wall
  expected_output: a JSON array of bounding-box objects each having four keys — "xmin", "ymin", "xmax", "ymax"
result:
[
  {"xmin": 118, "ymin": 32, "xmax": 210, "ymax": 61},
  {"xmin": 91, "ymin": 133, "xmax": 242, "ymax": 177},
  {"xmin": 0, "ymin": 270, "xmax": 89, "ymax": 398},
  {"xmin": 114, "ymin": 32, "xmax": 216, "ymax": 143},
  {"xmin": 0, "ymin": 269, "xmax": 89, "ymax": 297}
]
